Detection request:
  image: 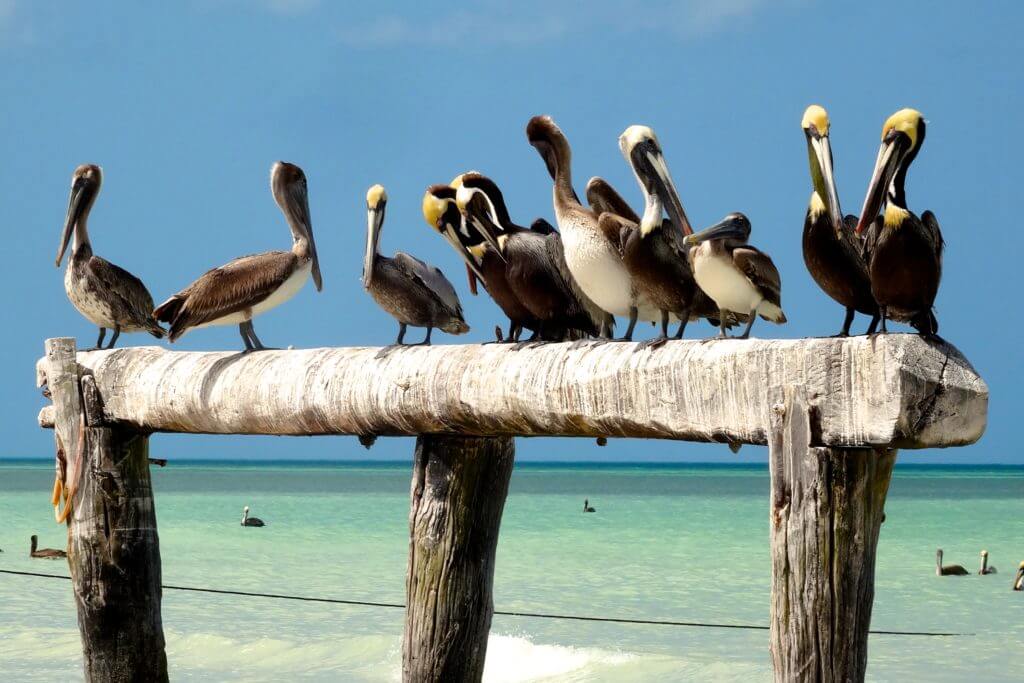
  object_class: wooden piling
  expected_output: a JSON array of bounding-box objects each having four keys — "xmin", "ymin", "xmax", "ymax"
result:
[
  {"xmin": 768, "ymin": 386, "xmax": 895, "ymax": 683},
  {"xmin": 402, "ymin": 435, "xmax": 515, "ymax": 683}
]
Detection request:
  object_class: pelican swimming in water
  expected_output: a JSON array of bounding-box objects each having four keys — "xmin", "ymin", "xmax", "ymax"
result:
[
  {"xmin": 30, "ymin": 535, "xmax": 66, "ymax": 559},
  {"xmin": 1014, "ymin": 562, "xmax": 1024, "ymax": 591},
  {"xmin": 526, "ymin": 115, "xmax": 662, "ymax": 341},
  {"xmin": 935, "ymin": 549, "xmax": 969, "ymax": 576},
  {"xmin": 55, "ymin": 164, "xmax": 166, "ymax": 349},
  {"xmin": 422, "ymin": 183, "xmax": 539, "ymax": 342},
  {"xmin": 800, "ymin": 105, "xmax": 879, "ymax": 336},
  {"xmin": 454, "ymin": 172, "xmax": 605, "ymax": 342},
  {"xmin": 979, "ymin": 550, "xmax": 997, "ymax": 575},
  {"xmin": 153, "ymin": 162, "xmax": 323, "ymax": 351},
  {"xmin": 685, "ymin": 213, "xmax": 786, "ymax": 339},
  {"xmin": 854, "ymin": 109, "xmax": 942, "ymax": 336},
  {"xmin": 241, "ymin": 506, "xmax": 265, "ymax": 527},
  {"xmin": 364, "ymin": 185, "xmax": 469, "ymax": 345}
]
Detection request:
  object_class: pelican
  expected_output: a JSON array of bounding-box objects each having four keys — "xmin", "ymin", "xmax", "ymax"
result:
[
  {"xmin": 935, "ymin": 549, "xmax": 969, "ymax": 576},
  {"xmin": 800, "ymin": 105, "xmax": 879, "ymax": 336},
  {"xmin": 29, "ymin": 535, "xmax": 66, "ymax": 559},
  {"xmin": 153, "ymin": 162, "xmax": 322, "ymax": 351},
  {"xmin": 526, "ymin": 115, "xmax": 661, "ymax": 340},
  {"xmin": 364, "ymin": 185, "xmax": 469, "ymax": 345},
  {"xmin": 979, "ymin": 550, "xmax": 997, "ymax": 575},
  {"xmin": 585, "ymin": 177, "xmax": 640, "ymax": 224},
  {"xmin": 422, "ymin": 183, "xmax": 539, "ymax": 342},
  {"xmin": 854, "ymin": 109, "xmax": 942, "ymax": 336},
  {"xmin": 55, "ymin": 164, "xmax": 166, "ymax": 349},
  {"xmin": 241, "ymin": 506, "xmax": 265, "ymax": 527},
  {"xmin": 685, "ymin": 213, "xmax": 786, "ymax": 338},
  {"xmin": 1014, "ymin": 562, "xmax": 1024, "ymax": 591},
  {"xmin": 454, "ymin": 172, "xmax": 605, "ymax": 341}
]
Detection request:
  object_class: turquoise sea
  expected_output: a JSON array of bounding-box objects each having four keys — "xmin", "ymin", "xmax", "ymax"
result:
[{"xmin": 1, "ymin": 459, "xmax": 1022, "ymax": 681}]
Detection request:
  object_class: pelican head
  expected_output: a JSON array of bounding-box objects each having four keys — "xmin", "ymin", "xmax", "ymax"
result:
[
  {"xmin": 618, "ymin": 125, "xmax": 692, "ymax": 238},
  {"xmin": 271, "ymin": 161, "xmax": 322, "ymax": 291},
  {"xmin": 526, "ymin": 115, "xmax": 571, "ymax": 182},
  {"xmin": 455, "ymin": 173, "xmax": 512, "ymax": 257},
  {"xmin": 801, "ymin": 105, "xmax": 843, "ymax": 236},
  {"xmin": 363, "ymin": 184, "xmax": 388, "ymax": 289},
  {"xmin": 854, "ymin": 108, "xmax": 926, "ymax": 234},
  {"xmin": 685, "ymin": 212, "xmax": 751, "ymax": 246},
  {"xmin": 56, "ymin": 164, "xmax": 103, "ymax": 267}
]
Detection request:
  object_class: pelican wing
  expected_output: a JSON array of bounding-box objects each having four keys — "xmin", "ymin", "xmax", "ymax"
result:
[
  {"xmin": 921, "ymin": 210, "xmax": 945, "ymax": 265},
  {"xmin": 596, "ymin": 212, "xmax": 635, "ymax": 256},
  {"xmin": 585, "ymin": 177, "xmax": 640, "ymax": 224},
  {"xmin": 393, "ymin": 251, "xmax": 463, "ymax": 317},
  {"xmin": 732, "ymin": 246, "xmax": 782, "ymax": 308},
  {"xmin": 155, "ymin": 251, "xmax": 297, "ymax": 340},
  {"xmin": 88, "ymin": 255, "xmax": 162, "ymax": 332}
]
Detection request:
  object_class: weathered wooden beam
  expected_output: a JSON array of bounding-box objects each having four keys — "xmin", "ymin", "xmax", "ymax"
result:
[
  {"xmin": 45, "ymin": 338, "xmax": 168, "ymax": 683},
  {"xmin": 36, "ymin": 335, "xmax": 986, "ymax": 449},
  {"xmin": 402, "ymin": 435, "xmax": 514, "ymax": 683},
  {"xmin": 768, "ymin": 385, "xmax": 895, "ymax": 683}
]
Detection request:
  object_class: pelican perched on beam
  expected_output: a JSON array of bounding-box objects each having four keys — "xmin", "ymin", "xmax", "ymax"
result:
[
  {"xmin": 422, "ymin": 183, "xmax": 538, "ymax": 342},
  {"xmin": 365, "ymin": 185, "xmax": 469, "ymax": 345},
  {"xmin": 800, "ymin": 105, "xmax": 879, "ymax": 336},
  {"xmin": 686, "ymin": 213, "xmax": 786, "ymax": 339},
  {"xmin": 455, "ymin": 172, "xmax": 604, "ymax": 341},
  {"xmin": 55, "ymin": 164, "xmax": 165, "ymax": 349},
  {"xmin": 855, "ymin": 109, "xmax": 942, "ymax": 336},
  {"xmin": 154, "ymin": 162, "xmax": 322, "ymax": 351}
]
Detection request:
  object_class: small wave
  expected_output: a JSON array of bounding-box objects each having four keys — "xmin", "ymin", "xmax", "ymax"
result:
[{"xmin": 483, "ymin": 633, "xmax": 636, "ymax": 682}]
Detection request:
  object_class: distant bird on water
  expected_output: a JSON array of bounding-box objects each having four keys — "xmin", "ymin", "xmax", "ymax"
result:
[
  {"xmin": 30, "ymin": 535, "xmax": 67, "ymax": 559},
  {"xmin": 935, "ymin": 549, "xmax": 968, "ymax": 576},
  {"xmin": 364, "ymin": 185, "xmax": 469, "ymax": 346},
  {"xmin": 1014, "ymin": 562, "xmax": 1024, "ymax": 591},
  {"xmin": 978, "ymin": 550, "xmax": 997, "ymax": 575},
  {"xmin": 241, "ymin": 506, "xmax": 265, "ymax": 527},
  {"xmin": 55, "ymin": 164, "xmax": 166, "ymax": 349},
  {"xmin": 154, "ymin": 162, "xmax": 323, "ymax": 351}
]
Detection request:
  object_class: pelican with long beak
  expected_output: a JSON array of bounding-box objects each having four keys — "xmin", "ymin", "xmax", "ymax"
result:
[
  {"xmin": 1014, "ymin": 562, "xmax": 1024, "ymax": 591},
  {"xmin": 800, "ymin": 105, "xmax": 879, "ymax": 336},
  {"xmin": 613, "ymin": 126, "xmax": 731, "ymax": 347},
  {"xmin": 979, "ymin": 550, "xmax": 997, "ymax": 575},
  {"xmin": 153, "ymin": 162, "xmax": 322, "ymax": 350},
  {"xmin": 56, "ymin": 164, "xmax": 165, "ymax": 349},
  {"xmin": 365, "ymin": 185, "xmax": 469, "ymax": 345},
  {"xmin": 686, "ymin": 213, "xmax": 786, "ymax": 339},
  {"xmin": 854, "ymin": 109, "xmax": 942, "ymax": 336},
  {"xmin": 422, "ymin": 182, "xmax": 538, "ymax": 343},
  {"xmin": 455, "ymin": 172, "xmax": 605, "ymax": 342}
]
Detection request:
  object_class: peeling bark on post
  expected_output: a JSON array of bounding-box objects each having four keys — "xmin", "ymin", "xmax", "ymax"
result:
[
  {"xmin": 768, "ymin": 386, "xmax": 895, "ymax": 683},
  {"xmin": 402, "ymin": 435, "xmax": 515, "ymax": 683}
]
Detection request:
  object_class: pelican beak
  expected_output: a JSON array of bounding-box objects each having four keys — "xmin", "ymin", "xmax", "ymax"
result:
[
  {"xmin": 363, "ymin": 196, "xmax": 385, "ymax": 289},
  {"xmin": 810, "ymin": 133, "xmax": 844, "ymax": 237},
  {"xmin": 294, "ymin": 183, "xmax": 322, "ymax": 291},
  {"xmin": 685, "ymin": 213, "xmax": 750, "ymax": 246},
  {"xmin": 854, "ymin": 132, "xmax": 909, "ymax": 235},
  {"xmin": 633, "ymin": 141, "xmax": 693, "ymax": 238},
  {"xmin": 56, "ymin": 179, "xmax": 89, "ymax": 267},
  {"xmin": 455, "ymin": 185, "xmax": 506, "ymax": 259}
]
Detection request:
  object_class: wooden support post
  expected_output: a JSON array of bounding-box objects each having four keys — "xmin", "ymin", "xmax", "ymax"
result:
[
  {"xmin": 768, "ymin": 386, "xmax": 895, "ymax": 683},
  {"xmin": 45, "ymin": 338, "xmax": 168, "ymax": 683},
  {"xmin": 402, "ymin": 435, "xmax": 515, "ymax": 683}
]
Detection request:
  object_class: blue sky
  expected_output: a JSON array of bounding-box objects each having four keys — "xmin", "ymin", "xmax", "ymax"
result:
[{"xmin": 2, "ymin": 1, "xmax": 1018, "ymax": 463}]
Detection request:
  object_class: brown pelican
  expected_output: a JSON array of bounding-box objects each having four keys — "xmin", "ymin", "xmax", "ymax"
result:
[
  {"xmin": 800, "ymin": 105, "xmax": 879, "ymax": 336},
  {"xmin": 241, "ymin": 506, "xmax": 265, "ymax": 527},
  {"xmin": 935, "ymin": 549, "xmax": 969, "ymax": 576},
  {"xmin": 422, "ymin": 183, "xmax": 539, "ymax": 342},
  {"xmin": 585, "ymin": 177, "xmax": 640, "ymax": 223},
  {"xmin": 364, "ymin": 185, "xmax": 469, "ymax": 345},
  {"xmin": 55, "ymin": 164, "xmax": 166, "ymax": 349},
  {"xmin": 153, "ymin": 162, "xmax": 322, "ymax": 351},
  {"xmin": 29, "ymin": 535, "xmax": 66, "ymax": 559},
  {"xmin": 685, "ymin": 214, "xmax": 786, "ymax": 338},
  {"xmin": 979, "ymin": 550, "xmax": 997, "ymax": 575},
  {"xmin": 454, "ymin": 172, "xmax": 605, "ymax": 342},
  {"xmin": 854, "ymin": 109, "xmax": 942, "ymax": 336},
  {"xmin": 526, "ymin": 115, "xmax": 660, "ymax": 340},
  {"xmin": 1014, "ymin": 562, "xmax": 1024, "ymax": 590}
]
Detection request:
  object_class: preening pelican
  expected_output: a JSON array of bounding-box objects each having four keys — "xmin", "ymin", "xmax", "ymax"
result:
[
  {"xmin": 800, "ymin": 105, "xmax": 879, "ymax": 336},
  {"xmin": 364, "ymin": 185, "xmax": 469, "ymax": 345},
  {"xmin": 56, "ymin": 164, "xmax": 165, "ymax": 349},
  {"xmin": 30, "ymin": 535, "xmax": 66, "ymax": 559},
  {"xmin": 241, "ymin": 506, "xmax": 265, "ymax": 527},
  {"xmin": 979, "ymin": 550, "xmax": 997, "ymax": 575},
  {"xmin": 686, "ymin": 214, "xmax": 786, "ymax": 339},
  {"xmin": 153, "ymin": 162, "xmax": 323, "ymax": 351},
  {"xmin": 855, "ymin": 109, "xmax": 942, "ymax": 336},
  {"xmin": 935, "ymin": 549, "xmax": 968, "ymax": 576}
]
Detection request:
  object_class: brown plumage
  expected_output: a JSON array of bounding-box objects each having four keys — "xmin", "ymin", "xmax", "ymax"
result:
[{"xmin": 30, "ymin": 535, "xmax": 66, "ymax": 559}]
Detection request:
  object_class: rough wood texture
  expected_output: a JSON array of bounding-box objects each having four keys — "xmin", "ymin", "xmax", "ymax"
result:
[
  {"xmin": 402, "ymin": 435, "xmax": 515, "ymax": 683},
  {"xmin": 36, "ymin": 335, "xmax": 986, "ymax": 449},
  {"xmin": 769, "ymin": 385, "xmax": 895, "ymax": 683}
]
